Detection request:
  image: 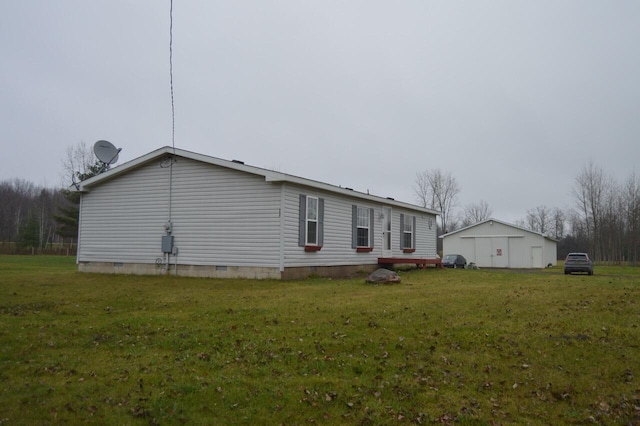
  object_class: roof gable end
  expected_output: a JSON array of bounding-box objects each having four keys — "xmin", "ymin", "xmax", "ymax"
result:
[{"xmin": 441, "ymin": 218, "xmax": 557, "ymax": 241}]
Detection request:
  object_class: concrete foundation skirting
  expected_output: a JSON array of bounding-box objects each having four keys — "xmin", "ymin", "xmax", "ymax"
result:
[
  {"xmin": 78, "ymin": 262, "xmax": 379, "ymax": 280},
  {"xmin": 78, "ymin": 262, "xmax": 281, "ymax": 279},
  {"xmin": 280, "ymin": 264, "xmax": 379, "ymax": 280}
]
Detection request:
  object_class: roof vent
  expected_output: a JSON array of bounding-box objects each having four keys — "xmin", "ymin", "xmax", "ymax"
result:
[
  {"xmin": 386, "ymin": 197, "xmax": 395, "ymax": 200},
  {"xmin": 232, "ymin": 159, "xmax": 244, "ymax": 165},
  {"xmin": 345, "ymin": 187, "xmax": 353, "ymax": 191}
]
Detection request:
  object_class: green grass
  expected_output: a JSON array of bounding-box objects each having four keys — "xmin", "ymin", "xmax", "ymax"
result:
[{"xmin": 0, "ymin": 256, "xmax": 639, "ymax": 425}]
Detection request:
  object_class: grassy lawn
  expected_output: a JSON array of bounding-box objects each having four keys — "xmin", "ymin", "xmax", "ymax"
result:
[{"xmin": 0, "ymin": 256, "xmax": 639, "ymax": 425}]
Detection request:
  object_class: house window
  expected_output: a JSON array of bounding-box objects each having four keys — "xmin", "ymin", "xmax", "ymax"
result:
[
  {"xmin": 298, "ymin": 194, "xmax": 324, "ymax": 249},
  {"xmin": 357, "ymin": 207, "xmax": 370, "ymax": 247},
  {"xmin": 306, "ymin": 196, "xmax": 318, "ymax": 245},
  {"xmin": 400, "ymin": 214, "xmax": 416, "ymax": 250},
  {"xmin": 403, "ymin": 218, "xmax": 413, "ymax": 248},
  {"xmin": 352, "ymin": 205, "xmax": 374, "ymax": 250}
]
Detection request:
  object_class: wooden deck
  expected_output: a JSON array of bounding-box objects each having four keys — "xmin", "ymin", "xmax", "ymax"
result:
[{"xmin": 378, "ymin": 257, "xmax": 443, "ymax": 269}]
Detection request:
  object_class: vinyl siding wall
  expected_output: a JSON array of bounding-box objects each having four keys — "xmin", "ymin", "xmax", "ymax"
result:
[
  {"xmin": 78, "ymin": 156, "xmax": 282, "ymax": 267},
  {"xmin": 281, "ymin": 185, "xmax": 437, "ymax": 267},
  {"xmin": 78, "ymin": 162, "xmax": 170, "ymax": 263},
  {"xmin": 78, "ymin": 155, "xmax": 439, "ymax": 273},
  {"xmin": 544, "ymin": 238, "xmax": 558, "ymax": 266}
]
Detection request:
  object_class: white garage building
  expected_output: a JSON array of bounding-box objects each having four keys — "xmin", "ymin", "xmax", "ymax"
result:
[{"xmin": 441, "ymin": 218, "xmax": 557, "ymax": 269}]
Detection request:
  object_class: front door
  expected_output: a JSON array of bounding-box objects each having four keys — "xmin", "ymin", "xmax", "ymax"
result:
[{"xmin": 382, "ymin": 207, "xmax": 392, "ymax": 257}]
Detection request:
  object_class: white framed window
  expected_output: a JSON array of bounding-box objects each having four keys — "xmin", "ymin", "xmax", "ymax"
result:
[
  {"xmin": 298, "ymin": 194, "xmax": 324, "ymax": 250},
  {"xmin": 400, "ymin": 214, "xmax": 415, "ymax": 250},
  {"xmin": 352, "ymin": 205, "xmax": 374, "ymax": 250},
  {"xmin": 403, "ymin": 219, "xmax": 413, "ymax": 248},
  {"xmin": 306, "ymin": 196, "xmax": 318, "ymax": 245},
  {"xmin": 357, "ymin": 206, "xmax": 370, "ymax": 247}
]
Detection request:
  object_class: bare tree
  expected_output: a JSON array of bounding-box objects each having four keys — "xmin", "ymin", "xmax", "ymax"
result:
[
  {"xmin": 56, "ymin": 142, "xmax": 102, "ymax": 243},
  {"xmin": 60, "ymin": 142, "xmax": 97, "ymax": 187},
  {"xmin": 566, "ymin": 209, "xmax": 588, "ymax": 241},
  {"xmin": 0, "ymin": 179, "xmax": 67, "ymax": 253},
  {"xmin": 35, "ymin": 188, "xmax": 63, "ymax": 251},
  {"xmin": 461, "ymin": 200, "xmax": 492, "ymax": 227},
  {"xmin": 414, "ymin": 169, "xmax": 460, "ymax": 233},
  {"xmin": 414, "ymin": 172, "xmax": 431, "ymax": 209},
  {"xmin": 0, "ymin": 180, "xmax": 27, "ymax": 241},
  {"xmin": 4, "ymin": 179, "xmax": 37, "ymax": 240},
  {"xmin": 572, "ymin": 161, "xmax": 609, "ymax": 260},
  {"xmin": 601, "ymin": 181, "xmax": 625, "ymax": 262},
  {"xmin": 621, "ymin": 171, "xmax": 640, "ymax": 264},
  {"xmin": 526, "ymin": 205, "xmax": 551, "ymax": 235},
  {"xmin": 551, "ymin": 207, "xmax": 566, "ymax": 240},
  {"xmin": 514, "ymin": 218, "xmax": 528, "ymax": 229},
  {"xmin": 0, "ymin": 141, "xmax": 105, "ymax": 252}
]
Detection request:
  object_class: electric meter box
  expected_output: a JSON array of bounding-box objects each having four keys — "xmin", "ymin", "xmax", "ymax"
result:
[{"xmin": 161, "ymin": 235, "xmax": 174, "ymax": 253}]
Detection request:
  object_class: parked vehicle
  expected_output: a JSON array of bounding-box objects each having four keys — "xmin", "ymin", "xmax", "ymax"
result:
[
  {"xmin": 564, "ymin": 253, "xmax": 594, "ymax": 275},
  {"xmin": 442, "ymin": 254, "xmax": 467, "ymax": 269}
]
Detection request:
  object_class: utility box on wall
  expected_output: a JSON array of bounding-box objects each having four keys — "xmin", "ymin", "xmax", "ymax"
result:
[{"xmin": 161, "ymin": 235, "xmax": 174, "ymax": 253}]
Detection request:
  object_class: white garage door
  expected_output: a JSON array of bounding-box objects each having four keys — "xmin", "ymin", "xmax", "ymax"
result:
[
  {"xmin": 474, "ymin": 238, "xmax": 492, "ymax": 267},
  {"xmin": 492, "ymin": 237, "xmax": 509, "ymax": 268},
  {"xmin": 474, "ymin": 237, "xmax": 509, "ymax": 268}
]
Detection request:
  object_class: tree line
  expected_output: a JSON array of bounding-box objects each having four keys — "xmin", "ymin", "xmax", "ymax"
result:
[
  {"xmin": 414, "ymin": 162, "xmax": 640, "ymax": 264},
  {"xmin": 1, "ymin": 143, "xmax": 638, "ymax": 263},
  {"xmin": 0, "ymin": 143, "xmax": 101, "ymax": 254},
  {"xmin": 569, "ymin": 162, "xmax": 640, "ymax": 263},
  {"xmin": 0, "ymin": 179, "xmax": 71, "ymax": 253}
]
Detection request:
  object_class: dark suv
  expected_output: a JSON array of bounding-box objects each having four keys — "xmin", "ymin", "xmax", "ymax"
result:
[
  {"xmin": 442, "ymin": 254, "xmax": 467, "ymax": 269},
  {"xmin": 564, "ymin": 253, "xmax": 594, "ymax": 275}
]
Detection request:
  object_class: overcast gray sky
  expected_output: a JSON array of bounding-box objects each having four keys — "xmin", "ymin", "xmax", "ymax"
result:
[{"xmin": 2, "ymin": 1, "xmax": 639, "ymax": 224}]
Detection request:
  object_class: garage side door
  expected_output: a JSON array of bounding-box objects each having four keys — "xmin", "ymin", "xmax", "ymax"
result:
[{"xmin": 531, "ymin": 246, "xmax": 543, "ymax": 268}]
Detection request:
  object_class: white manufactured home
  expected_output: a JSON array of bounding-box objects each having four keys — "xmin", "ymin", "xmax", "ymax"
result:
[
  {"xmin": 76, "ymin": 147, "xmax": 441, "ymax": 279},
  {"xmin": 441, "ymin": 218, "xmax": 557, "ymax": 269}
]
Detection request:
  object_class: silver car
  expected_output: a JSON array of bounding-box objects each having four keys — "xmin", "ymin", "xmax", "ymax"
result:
[{"xmin": 564, "ymin": 253, "xmax": 594, "ymax": 275}]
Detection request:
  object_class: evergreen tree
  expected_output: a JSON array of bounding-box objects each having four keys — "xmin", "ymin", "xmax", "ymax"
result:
[
  {"xmin": 54, "ymin": 189, "xmax": 81, "ymax": 240},
  {"xmin": 54, "ymin": 160, "xmax": 103, "ymax": 242},
  {"xmin": 17, "ymin": 213, "xmax": 39, "ymax": 250}
]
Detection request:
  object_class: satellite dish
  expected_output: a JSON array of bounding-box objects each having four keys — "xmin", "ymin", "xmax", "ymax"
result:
[{"xmin": 93, "ymin": 140, "xmax": 121, "ymax": 165}]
